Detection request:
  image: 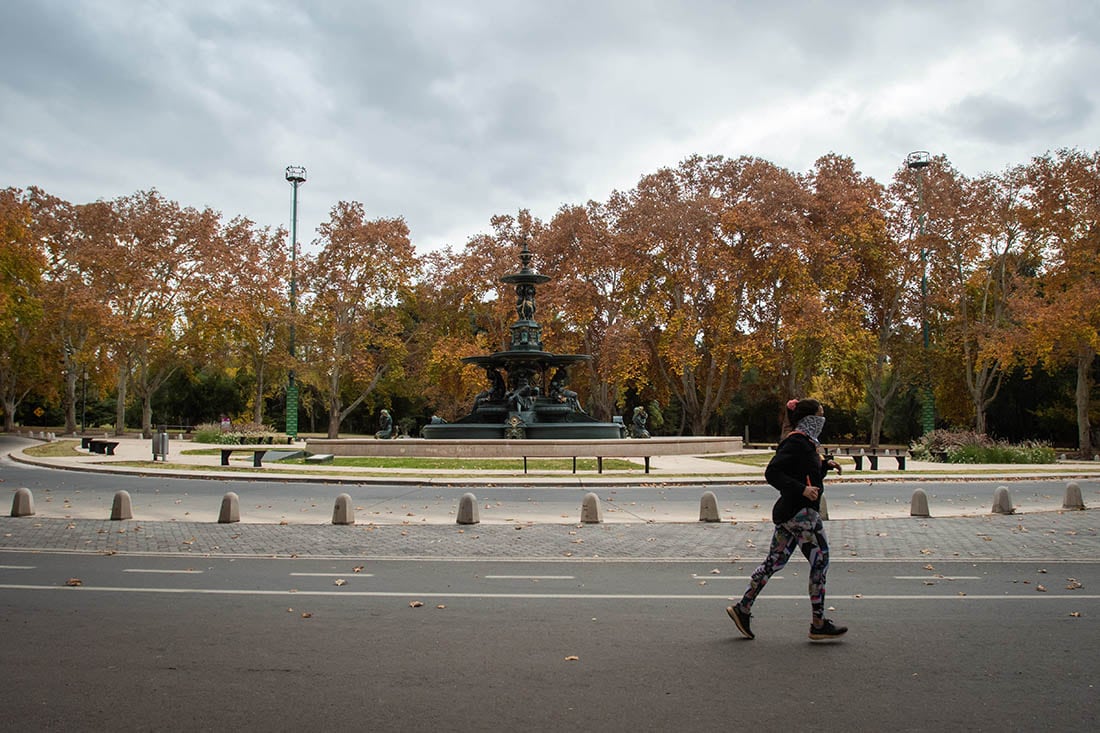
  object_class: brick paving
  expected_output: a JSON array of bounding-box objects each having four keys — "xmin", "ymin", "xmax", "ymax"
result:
[{"xmin": 2, "ymin": 510, "xmax": 1097, "ymax": 562}]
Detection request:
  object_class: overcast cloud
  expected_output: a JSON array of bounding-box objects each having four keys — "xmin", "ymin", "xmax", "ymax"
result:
[{"xmin": 2, "ymin": 1, "xmax": 1097, "ymax": 253}]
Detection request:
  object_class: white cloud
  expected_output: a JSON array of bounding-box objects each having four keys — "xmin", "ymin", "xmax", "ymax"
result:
[{"xmin": 1, "ymin": 0, "xmax": 1096, "ymax": 253}]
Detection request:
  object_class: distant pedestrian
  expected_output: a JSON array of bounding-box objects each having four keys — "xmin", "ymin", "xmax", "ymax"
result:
[{"xmin": 727, "ymin": 398, "xmax": 848, "ymax": 641}]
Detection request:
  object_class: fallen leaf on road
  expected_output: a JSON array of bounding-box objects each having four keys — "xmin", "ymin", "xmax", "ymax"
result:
[
  {"xmin": 65, "ymin": 578, "xmax": 82, "ymax": 586},
  {"xmin": 300, "ymin": 612, "xmax": 312, "ymax": 619},
  {"xmin": 334, "ymin": 579, "xmax": 347, "ymax": 586},
  {"xmin": 1069, "ymin": 612, "xmax": 1081, "ymax": 618},
  {"xmin": 1066, "ymin": 579, "xmax": 1083, "ymax": 590},
  {"xmin": 353, "ymin": 566, "xmax": 365, "ymax": 573},
  {"xmin": 564, "ymin": 656, "xmax": 579, "ymax": 662},
  {"xmin": 409, "ymin": 600, "xmax": 424, "ymax": 608},
  {"xmin": 436, "ymin": 605, "xmax": 446, "ymax": 609},
  {"xmin": 1036, "ymin": 585, "xmax": 1047, "ymax": 592}
]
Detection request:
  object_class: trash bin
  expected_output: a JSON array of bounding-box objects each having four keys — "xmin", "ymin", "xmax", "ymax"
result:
[{"xmin": 152, "ymin": 431, "xmax": 169, "ymax": 461}]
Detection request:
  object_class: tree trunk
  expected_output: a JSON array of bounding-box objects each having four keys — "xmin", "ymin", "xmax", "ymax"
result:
[
  {"xmin": 252, "ymin": 363, "xmax": 265, "ymax": 425},
  {"xmin": 2, "ymin": 398, "xmax": 15, "ymax": 432},
  {"xmin": 63, "ymin": 365, "xmax": 78, "ymax": 435},
  {"xmin": 327, "ymin": 368, "xmax": 342, "ymax": 439},
  {"xmin": 869, "ymin": 401, "xmax": 886, "ymax": 448},
  {"xmin": 142, "ymin": 396, "xmax": 153, "ymax": 439},
  {"xmin": 1077, "ymin": 344, "xmax": 1094, "ymax": 457},
  {"xmin": 115, "ymin": 361, "xmax": 129, "ymax": 435}
]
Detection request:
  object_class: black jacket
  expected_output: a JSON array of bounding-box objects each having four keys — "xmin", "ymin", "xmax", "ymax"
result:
[{"xmin": 764, "ymin": 431, "xmax": 830, "ymax": 525}]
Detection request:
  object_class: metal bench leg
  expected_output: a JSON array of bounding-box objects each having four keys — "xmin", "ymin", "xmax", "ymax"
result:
[
  {"xmin": 572, "ymin": 457, "xmax": 577, "ymax": 474},
  {"xmin": 897, "ymin": 457, "xmax": 906, "ymax": 470},
  {"xmin": 644, "ymin": 456, "xmax": 650, "ymax": 474},
  {"xmin": 253, "ymin": 452, "xmax": 263, "ymax": 468},
  {"xmin": 598, "ymin": 457, "xmax": 603, "ymax": 474},
  {"xmin": 853, "ymin": 456, "xmax": 863, "ymax": 470},
  {"xmin": 869, "ymin": 456, "xmax": 878, "ymax": 470},
  {"xmin": 221, "ymin": 451, "xmax": 231, "ymax": 466},
  {"xmin": 523, "ymin": 457, "xmax": 528, "ymax": 474}
]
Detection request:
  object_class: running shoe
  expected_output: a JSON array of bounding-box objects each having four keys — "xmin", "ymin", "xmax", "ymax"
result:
[
  {"xmin": 808, "ymin": 619, "xmax": 848, "ymax": 640},
  {"xmin": 727, "ymin": 605, "xmax": 754, "ymax": 640}
]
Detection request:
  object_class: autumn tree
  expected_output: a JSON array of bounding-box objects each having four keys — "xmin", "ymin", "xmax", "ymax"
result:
[
  {"xmin": 922, "ymin": 161, "xmax": 1034, "ymax": 434},
  {"xmin": 299, "ymin": 202, "xmax": 419, "ymax": 438},
  {"xmin": 803, "ymin": 154, "xmax": 908, "ymax": 444},
  {"xmin": 1018, "ymin": 148, "xmax": 1100, "ymax": 455},
  {"xmin": 829, "ymin": 159, "xmax": 926, "ymax": 445},
  {"xmin": 717, "ymin": 156, "xmax": 830, "ymax": 434},
  {"xmin": 615, "ymin": 155, "xmax": 760, "ymax": 435},
  {"xmin": 0, "ymin": 188, "xmax": 50, "ymax": 431},
  {"xmin": 204, "ymin": 217, "xmax": 290, "ymax": 424},
  {"xmin": 535, "ymin": 202, "xmax": 644, "ymax": 420},
  {"xmin": 409, "ymin": 246, "xmax": 497, "ymax": 421},
  {"xmin": 81, "ymin": 190, "xmax": 222, "ymax": 436}
]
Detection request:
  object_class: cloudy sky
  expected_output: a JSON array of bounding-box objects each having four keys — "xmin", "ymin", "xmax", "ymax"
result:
[{"xmin": 3, "ymin": 1, "xmax": 1097, "ymax": 253}]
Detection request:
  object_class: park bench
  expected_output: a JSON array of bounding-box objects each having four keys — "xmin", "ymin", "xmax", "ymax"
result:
[
  {"xmin": 520, "ymin": 453, "xmax": 651, "ymax": 474},
  {"xmin": 827, "ymin": 446, "xmax": 908, "ymax": 471},
  {"xmin": 219, "ymin": 447, "xmax": 269, "ymax": 468},
  {"xmin": 87, "ymin": 439, "xmax": 119, "ymax": 456}
]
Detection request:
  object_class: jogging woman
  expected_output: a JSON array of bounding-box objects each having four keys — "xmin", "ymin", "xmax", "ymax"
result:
[{"xmin": 727, "ymin": 398, "xmax": 848, "ymax": 640}]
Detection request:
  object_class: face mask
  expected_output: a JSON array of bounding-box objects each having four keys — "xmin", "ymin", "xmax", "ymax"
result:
[{"xmin": 796, "ymin": 415, "xmax": 825, "ymax": 443}]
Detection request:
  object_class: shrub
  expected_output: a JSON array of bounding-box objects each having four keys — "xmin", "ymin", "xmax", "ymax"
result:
[
  {"xmin": 910, "ymin": 430, "xmax": 1056, "ymax": 464},
  {"xmin": 192, "ymin": 421, "xmax": 280, "ymax": 445},
  {"xmin": 909, "ymin": 429, "xmax": 990, "ymax": 460}
]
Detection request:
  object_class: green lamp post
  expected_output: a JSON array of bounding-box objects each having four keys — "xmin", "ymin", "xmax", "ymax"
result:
[
  {"xmin": 906, "ymin": 151, "xmax": 935, "ymax": 435},
  {"xmin": 285, "ymin": 165, "xmax": 306, "ymax": 441}
]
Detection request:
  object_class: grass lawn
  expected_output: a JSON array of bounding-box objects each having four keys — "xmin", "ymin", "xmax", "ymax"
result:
[
  {"xmin": 22, "ymin": 440, "xmax": 82, "ymax": 457},
  {"xmin": 180, "ymin": 448, "xmax": 639, "ymax": 471}
]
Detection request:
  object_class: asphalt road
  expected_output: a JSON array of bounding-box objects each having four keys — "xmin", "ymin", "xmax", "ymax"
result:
[{"xmin": 1, "ymin": 553, "xmax": 1096, "ymax": 731}]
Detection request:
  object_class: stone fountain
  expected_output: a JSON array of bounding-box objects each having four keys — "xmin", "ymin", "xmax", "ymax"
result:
[{"xmin": 421, "ymin": 240, "xmax": 623, "ymax": 440}]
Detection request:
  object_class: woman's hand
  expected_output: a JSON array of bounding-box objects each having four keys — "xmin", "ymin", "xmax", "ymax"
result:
[
  {"xmin": 803, "ymin": 484, "xmax": 820, "ymax": 501},
  {"xmin": 826, "ymin": 459, "xmax": 842, "ymax": 475}
]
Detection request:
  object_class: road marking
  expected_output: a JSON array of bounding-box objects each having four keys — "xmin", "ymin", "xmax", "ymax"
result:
[
  {"xmin": 0, "ymin": 565, "xmax": 35, "ymax": 570},
  {"xmin": 692, "ymin": 575, "xmax": 781, "ymax": 581},
  {"xmin": 289, "ymin": 572, "xmax": 374, "ymax": 578},
  {"xmin": 894, "ymin": 576, "xmax": 980, "ymax": 581},
  {"xmin": 123, "ymin": 568, "xmax": 204, "ymax": 574},
  {"xmin": 484, "ymin": 575, "xmax": 575, "ymax": 580},
  {"xmin": 2, "ymin": 585, "xmax": 1098, "ymax": 601}
]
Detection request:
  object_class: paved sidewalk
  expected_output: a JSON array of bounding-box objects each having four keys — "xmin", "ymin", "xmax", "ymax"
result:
[
  {"xmin": 4, "ymin": 435, "xmax": 1099, "ymax": 561},
  {"xmin": 13, "ymin": 434, "xmax": 1100, "ymax": 485},
  {"xmin": 2, "ymin": 512, "xmax": 1098, "ymax": 562}
]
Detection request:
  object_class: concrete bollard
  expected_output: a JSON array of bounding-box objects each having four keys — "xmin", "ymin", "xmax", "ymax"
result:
[
  {"xmin": 818, "ymin": 494, "xmax": 829, "ymax": 521},
  {"xmin": 218, "ymin": 492, "xmax": 241, "ymax": 523},
  {"xmin": 581, "ymin": 492, "xmax": 603, "ymax": 524},
  {"xmin": 110, "ymin": 490, "xmax": 133, "ymax": 520},
  {"xmin": 992, "ymin": 486, "xmax": 1014, "ymax": 515},
  {"xmin": 332, "ymin": 493, "xmax": 355, "ymax": 525},
  {"xmin": 699, "ymin": 491, "xmax": 720, "ymax": 522},
  {"xmin": 1062, "ymin": 482, "xmax": 1086, "ymax": 510},
  {"xmin": 11, "ymin": 488, "xmax": 34, "ymax": 517},
  {"xmin": 910, "ymin": 488, "xmax": 931, "ymax": 517},
  {"xmin": 457, "ymin": 493, "xmax": 479, "ymax": 525}
]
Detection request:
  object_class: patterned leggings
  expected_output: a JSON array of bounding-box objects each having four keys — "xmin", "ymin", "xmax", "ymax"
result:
[{"xmin": 739, "ymin": 508, "xmax": 830, "ymax": 620}]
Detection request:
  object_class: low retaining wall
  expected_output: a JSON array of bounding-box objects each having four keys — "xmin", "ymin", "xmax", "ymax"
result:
[{"xmin": 304, "ymin": 436, "xmax": 743, "ymax": 459}]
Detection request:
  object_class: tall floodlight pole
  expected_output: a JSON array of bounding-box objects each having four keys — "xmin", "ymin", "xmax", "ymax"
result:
[
  {"xmin": 906, "ymin": 151, "xmax": 934, "ymax": 435},
  {"xmin": 285, "ymin": 165, "xmax": 307, "ymax": 441}
]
